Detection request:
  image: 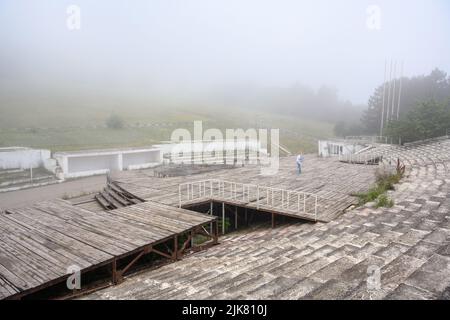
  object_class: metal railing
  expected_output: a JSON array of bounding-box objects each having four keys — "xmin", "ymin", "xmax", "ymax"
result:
[
  {"xmin": 338, "ymin": 153, "xmax": 383, "ymax": 165},
  {"xmin": 345, "ymin": 135, "xmax": 388, "ymax": 144},
  {"xmin": 179, "ymin": 179, "xmax": 319, "ymax": 221}
]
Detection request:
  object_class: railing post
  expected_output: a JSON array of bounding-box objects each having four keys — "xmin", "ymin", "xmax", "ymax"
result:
[
  {"xmin": 222, "ymin": 202, "xmax": 225, "ymax": 235},
  {"xmin": 187, "ymin": 183, "xmax": 190, "ymax": 201},
  {"xmin": 315, "ymin": 195, "xmax": 318, "ymax": 221},
  {"xmin": 271, "ymin": 189, "xmax": 274, "ymax": 207},
  {"xmin": 257, "ymin": 186, "xmax": 260, "ymax": 209},
  {"xmin": 179, "ymin": 184, "xmax": 182, "ymax": 208},
  {"xmin": 303, "ymin": 193, "xmax": 306, "ymax": 213},
  {"xmin": 287, "ymin": 191, "xmax": 290, "ymax": 210}
]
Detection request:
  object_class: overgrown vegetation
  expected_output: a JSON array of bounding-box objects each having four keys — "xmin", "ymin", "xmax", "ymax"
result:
[
  {"xmin": 218, "ymin": 217, "xmax": 231, "ymax": 233},
  {"xmin": 105, "ymin": 114, "xmax": 125, "ymax": 129},
  {"xmin": 385, "ymin": 99, "xmax": 450, "ymax": 143},
  {"xmin": 355, "ymin": 168, "xmax": 403, "ymax": 208},
  {"xmin": 337, "ymin": 68, "xmax": 450, "ymax": 141}
]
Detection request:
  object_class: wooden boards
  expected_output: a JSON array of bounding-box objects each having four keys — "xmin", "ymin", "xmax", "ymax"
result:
[
  {"xmin": 0, "ymin": 199, "xmax": 215, "ymax": 299},
  {"xmin": 110, "ymin": 156, "xmax": 380, "ymax": 222}
]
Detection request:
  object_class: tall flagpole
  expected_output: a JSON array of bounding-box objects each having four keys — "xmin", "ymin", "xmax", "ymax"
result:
[
  {"xmin": 386, "ymin": 59, "xmax": 393, "ymax": 122},
  {"xmin": 380, "ymin": 60, "xmax": 387, "ymax": 136},
  {"xmin": 391, "ymin": 61, "xmax": 397, "ymax": 120},
  {"xmin": 396, "ymin": 61, "xmax": 404, "ymax": 120}
]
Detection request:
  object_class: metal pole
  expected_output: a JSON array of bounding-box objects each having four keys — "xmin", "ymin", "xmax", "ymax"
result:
[
  {"xmin": 210, "ymin": 201, "xmax": 213, "ymax": 234},
  {"xmin": 396, "ymin": 61, "xmax": 404, "ymax": 120},
  {"xmin": 391, "ymin": 61, "xmax": 397, "ymax": 120},
  {"xmin": 179, "ymin": 184, "xmax": 181, "ymax": 208},
  {"xmin": 380, "ymin": 60, "xmax": 387, "ymax": 136},
  {"xmin": 211, "ymin": 180, "xmax": 213, "ymax": 197},
  {"xmin": 245, "ymin": 208, "xmax": 248, "ymax": 226},
  {"xmin": 271, "ymin": 189, "xmax": 274, "ymax": 207},
  {"xmin": 222, "ymin": 202, "xmax": 225, "ymax": 235},
  {"xmin": 257, "ymin": 187, "xmax": 260, "ymax": 209},
  {"xmin": 187, "ymin": 183, "xmax": 190, "ymax": 201},
  {"xmin": 315, "ymin": 196, "xmax": 318, "ymax": 221},
  {"xmin": 303, "ymin": 193, "xmax": 306, "ymax": 213},
  {"xmin": 386, "ymin": 59, "xmax": 393, "ymax": 123},
  {"xmin": 235, "ymin": 206, "xmax": 238, "ymax": 230}
]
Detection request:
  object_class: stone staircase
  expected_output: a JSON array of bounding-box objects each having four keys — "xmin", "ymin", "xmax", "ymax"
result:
[{"xmin": 0, "ymin": 167, "xmax": 59, "ymax": 192}]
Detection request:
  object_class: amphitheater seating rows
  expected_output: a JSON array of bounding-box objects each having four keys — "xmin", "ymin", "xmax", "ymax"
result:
[{"xmin": 85, "ymin": 138, "xmax": 450, "ymax": 300}]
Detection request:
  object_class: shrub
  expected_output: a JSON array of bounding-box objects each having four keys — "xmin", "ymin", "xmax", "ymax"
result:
[
  {"xmin": 375, "ymin": 194, "xmax": 394, "ymax": 208},
  {"xmin": 106, "ymin": 114, "xmax": 124, "ymax": 129},
  {"xmin": 218, "ymin": 217, "xmax": 231, "ymax": 233},
  {"xmin": 356, "ymin": 169, "xmax": 404, "ymax": 208}
]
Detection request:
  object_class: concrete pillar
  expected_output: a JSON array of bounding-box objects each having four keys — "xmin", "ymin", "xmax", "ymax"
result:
[
  {"xmin": 117, "ymin": 153, "xmax": 123, "ymax": 171},
  {"xmin": 63, "ymin": 157, "xmax": 69, "ymax": 175}
]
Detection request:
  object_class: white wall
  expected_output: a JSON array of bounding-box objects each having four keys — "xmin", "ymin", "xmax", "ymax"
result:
[
  {"xmin": 318, "ymin": 140, "xmax": 366, "ymax": 157},
  {"xmin": 67, "ymin": 154, "xmax": 121, "ymax": 174},
  {"xmin": 0, "ymin": 148, "xmax": 51, "ymax": 170},
  {"xmin": 55, "ymin": 148, "xmax": 162, "ymax": 178},
  {"xmin": 123, "ymin": 150, "xmax": 160, "ymax": 169}
]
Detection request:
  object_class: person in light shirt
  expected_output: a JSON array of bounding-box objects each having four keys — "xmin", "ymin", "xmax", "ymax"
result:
[{"xmin": 296, "ymin": 153, "xmax": 304, "ymax": 175}]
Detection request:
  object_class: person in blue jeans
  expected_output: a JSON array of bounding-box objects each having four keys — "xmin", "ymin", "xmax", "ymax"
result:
[{"xmin": 296, "ymin": 153, "xmax": 304, "ymax": 175}]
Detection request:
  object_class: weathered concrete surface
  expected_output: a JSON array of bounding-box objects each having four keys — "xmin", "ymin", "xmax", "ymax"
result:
[
  {"xmin": 84, "ymin": 139, "xmax": 450, "ymax": 300},
  {"xmin": 0, "ymin": 175, "xmax": 106, "ymax": 210}
]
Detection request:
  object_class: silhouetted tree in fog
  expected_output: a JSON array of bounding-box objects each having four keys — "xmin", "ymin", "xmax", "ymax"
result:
[{"xmin": 361, "ymin": 68, "xmax": 450, "ymax": 135}]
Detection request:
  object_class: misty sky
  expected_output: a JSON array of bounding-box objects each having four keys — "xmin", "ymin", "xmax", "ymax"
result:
[{"xmin": 1, "ymin": 0, "xmax": 449, "ymax": 105}]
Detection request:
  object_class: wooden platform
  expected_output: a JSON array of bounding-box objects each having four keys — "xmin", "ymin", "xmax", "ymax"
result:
[
  {"xmin": 0, "ymin": 199, "xmax": 217, "ymax": 300},
  {"xmin": 108, "ymin": 156, "xmax": 380, "ymax": 222}
]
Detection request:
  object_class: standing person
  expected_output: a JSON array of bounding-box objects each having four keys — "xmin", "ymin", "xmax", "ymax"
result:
[{"xmin": 296, "ymin": 153, "xmax": 304, "ymax": 175}]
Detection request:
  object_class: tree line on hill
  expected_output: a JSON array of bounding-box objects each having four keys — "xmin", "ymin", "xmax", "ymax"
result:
[
  {"xmin": 213, "ymin": 84, "xmax": 363, "ymax": 124},
  {"xmin": 335, "ymin": 68, "xmax": 450, "ymax": 143}
]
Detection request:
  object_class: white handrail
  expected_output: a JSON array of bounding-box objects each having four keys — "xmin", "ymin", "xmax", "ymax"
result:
[
  {"xmin": 178, "ymin": 179, "xmax": 320, "ymax": 221},
  {"xmin": 339, "ymin": 153, "xmax": 384, "ymax": 164}
]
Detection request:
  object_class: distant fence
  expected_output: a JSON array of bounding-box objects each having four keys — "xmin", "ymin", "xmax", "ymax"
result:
[
  {"xmin": 338, "ymin": 153, "xmax": 383, "ymax": 165},
  {"xmin": 344, "ymin": 136, "xmax": 388, "ymax": 144}
]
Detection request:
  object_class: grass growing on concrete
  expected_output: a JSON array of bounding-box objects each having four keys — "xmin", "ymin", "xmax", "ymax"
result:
[{"xmin": 355, "ymin": 169, "xmax": 403, "ymax": 208}]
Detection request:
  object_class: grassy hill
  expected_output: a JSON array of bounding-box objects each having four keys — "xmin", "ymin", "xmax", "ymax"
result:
[{"xmin": 0, "ymin": 104, "xmax": 335, "ymax": 153}]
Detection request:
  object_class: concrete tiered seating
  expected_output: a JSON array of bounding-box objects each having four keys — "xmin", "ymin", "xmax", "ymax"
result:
[
  {"xmin": 85, "ymin": 137, "xmax": 450, "ymax": 300},
  {"xmin": 0, "ymin": 167, "xmax": 58, "ymax": 192}
]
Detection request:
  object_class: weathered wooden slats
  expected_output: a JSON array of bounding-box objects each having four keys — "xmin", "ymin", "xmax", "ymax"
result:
[
  {"xmin": 108, "ymin": 156, "xmax": 380, "ymax": 222},
  {"xmin": 0, "ymin": 198, "xmax": 215, "ymax": 300}
]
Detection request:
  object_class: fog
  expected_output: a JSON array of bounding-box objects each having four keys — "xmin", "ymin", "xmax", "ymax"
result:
[{"xmin": 1, "ymin": 0, "xmax": 450, "ymax": 114}]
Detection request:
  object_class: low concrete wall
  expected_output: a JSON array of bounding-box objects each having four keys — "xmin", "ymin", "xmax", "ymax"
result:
[
  {"xmin": 318, "ymin": 140, "xmax": 366, "ymax": 157},
  {"xmin": 0, "ymin": 147, "xmax": 51, "ymax": 170},
  {"xmin": 54, "ymin": 148, "xmax": 162, "ymax": 179}
]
